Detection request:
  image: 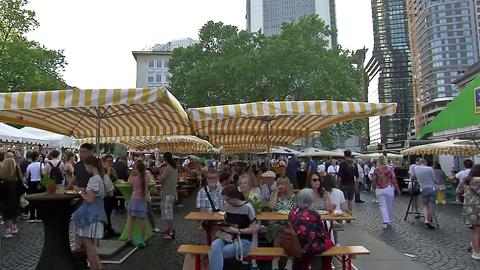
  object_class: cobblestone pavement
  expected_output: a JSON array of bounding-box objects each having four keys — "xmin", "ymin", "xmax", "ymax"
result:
[
  {"xmin": 1, "ymin": 191, "xmax": 480, "ymax": 270},
  {"xmin": 352, "ymin": 191, "xmax": 480, "ymax": 270}
]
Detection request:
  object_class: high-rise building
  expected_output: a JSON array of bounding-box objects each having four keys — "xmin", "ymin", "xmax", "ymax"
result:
[
  {"xmin": 411, "ymin": 0, "xmax": 479, "ymax": 123},
  {"xmin": 132, "ymin": 38, "xmax": 197, "ymax": 88},
  {"xmin": 370, "ymin": 0, "xmax": 413, "ymax": 143},
  {"xmin": 246, "ymin": 0, "xmax": 337, "ymax": 47}
]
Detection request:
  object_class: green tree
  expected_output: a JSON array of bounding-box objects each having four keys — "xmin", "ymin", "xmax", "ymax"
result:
[
  {"xmin": 0, "ymin": 0, "xmax": 67, "ymax": 91},
  {"xmin": 169, "ymin": 15, "xmax": 363, "ymax": 146}
]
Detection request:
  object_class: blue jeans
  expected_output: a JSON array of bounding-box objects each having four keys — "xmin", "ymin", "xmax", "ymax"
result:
[{"xmin": 208, "ymin": 238, "xmax": 251, "ymax": 270}]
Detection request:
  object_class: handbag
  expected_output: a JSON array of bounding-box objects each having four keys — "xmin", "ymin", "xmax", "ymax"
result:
[
  {"xmin": 214, "ymin": 222, "xmax": 237, "ymax": 243},
  {"xmin": 278, "ymin": 210, "xmax": 305, "ymax": 258},
  {"xmin": 16, "ymin": 167, "xmax": 28, "ymax": 195}
]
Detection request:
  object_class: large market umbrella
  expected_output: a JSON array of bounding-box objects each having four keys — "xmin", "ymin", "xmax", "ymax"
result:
[
  {"xmin": 0, "ymin": 88, "xmax": 190, "ymax": 153},
  {"xmin": 418, "ymin": 76, "xmax": 480, "ymax": 139},
  {"xmin": 189, "ymin": 100, "xmax": 397, "ymax": 166},
  {"xmin": 358, "ymin": 152, "xmax": 404, "ymax": 160},
  {"xmin": 400, "ymin": 139, "xmax": 480, "ymax": 157},
  {"xmin": 83, "ymin": 135, "xmax": 218, "ymax": 154}
]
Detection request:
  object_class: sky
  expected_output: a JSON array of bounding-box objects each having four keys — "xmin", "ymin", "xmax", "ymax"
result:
[{"xmin": 27, "ymin": 0, "xmax": 373, "ymax": 89}]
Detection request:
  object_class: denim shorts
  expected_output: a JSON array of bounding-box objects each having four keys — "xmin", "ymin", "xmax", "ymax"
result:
[{"xmin": 421, "ymin": 187, "xmax": 436, "ymax": 204}]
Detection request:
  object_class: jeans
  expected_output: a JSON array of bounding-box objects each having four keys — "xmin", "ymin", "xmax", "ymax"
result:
[
  {"xmin": 375, "ymin": 185, "xmax": 394, "ymax": 224},
  {"xmin": 208, "ymin": 238, "xmax": 251, "ymax": 270}
]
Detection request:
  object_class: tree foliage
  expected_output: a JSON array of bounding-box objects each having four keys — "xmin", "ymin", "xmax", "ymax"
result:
[
  {"xmin": 0, "ymin": 0, "xmax": 67, "ymax": 91},
  {"xmin": 169, "ymin": 15, "xmax": 363, "ymax": 146}
]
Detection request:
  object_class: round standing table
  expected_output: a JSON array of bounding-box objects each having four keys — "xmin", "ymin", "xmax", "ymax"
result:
[
  {"xmin": 115, "ymin": 182, "xmax": 154, "ymax": 242},
  {"xmin": 25, "ymin": 192, "xmax": 81, "ymax": 270}
]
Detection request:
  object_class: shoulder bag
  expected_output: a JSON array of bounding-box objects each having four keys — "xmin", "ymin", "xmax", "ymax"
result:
[
  {"xmin": 204, "ymin": 186, "xmax": 220, "ymax": 212},
  {"xmin": 278, "ymin": 209, "xmax": 305, "ymax": 258}
]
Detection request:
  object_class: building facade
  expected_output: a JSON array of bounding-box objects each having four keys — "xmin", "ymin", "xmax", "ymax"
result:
[
  {"xmin": 365, "ymin": 54, "xmax": 381, "ymax": 145},
  {"xmin": 246, "ymin": 0, "xmax": 337, "ymax": 47},
  {"xmin": 132, "ymin": 38, "xmax": 197, "ymax": 88},
  {"xmin": 370, "ymin": 0, "xmax": 413, "ymax": 143},
  {"xmin": 412, "ymin": 0, "xmax": 479, "ymax": 123}
]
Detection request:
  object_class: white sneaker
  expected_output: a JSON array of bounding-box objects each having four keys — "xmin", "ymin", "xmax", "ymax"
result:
[
  {"xmin": 472, "ymin": 251, "xmax": 480, "ymax": 260},
  {"xmin": 383, "ymin": 223, "xmax": 389, "ymax": 229},
  {"xmin": 29, "ymin": 219, "xmax": 36, "ymax": 223},
  {"xmin": 35, "ymin": 219, "xmax": 42, "ymax": 223},
  {"xmin": 11, "ymin": 227, "xmax": 19, "ymax": 234},
  {"xmin": 153, "ymin": 227, "xmax": 161, "ymax": 233},
  {"xmin": 4, "ymin": 228, "xmax": 13, "ymax": 238}
]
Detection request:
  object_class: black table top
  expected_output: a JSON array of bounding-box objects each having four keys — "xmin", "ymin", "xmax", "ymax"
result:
[{"xmin": 25, "ymin": 192, "xmax": 80, "ymax": 202}]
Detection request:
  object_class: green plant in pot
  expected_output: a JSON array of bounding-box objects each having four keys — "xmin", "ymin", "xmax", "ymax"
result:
[
  {"xmin": 247, "ymin": 195, "xmax": 264, "ymax": 214},
  {"xmin": 38, "ymin": 177, "xmax": 56, "ymax": 193}
]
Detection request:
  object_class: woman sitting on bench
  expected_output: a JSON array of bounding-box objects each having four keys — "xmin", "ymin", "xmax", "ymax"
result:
[{"xmin": 208, "ymin": 184, "xmax": 257, "ymax": 270}]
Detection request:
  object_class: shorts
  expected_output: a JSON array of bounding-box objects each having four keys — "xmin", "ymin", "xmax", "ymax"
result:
[
  {"xmin": 161, "ymin": 194, "xmax": 175, "ymax": 220},
  {"xmin": 340, "ymin": 185, "xmax": 355, "ymax": 201},
  {"xmin": 421, "ymin": 187, "xmax": 436, "ymax": 204}
]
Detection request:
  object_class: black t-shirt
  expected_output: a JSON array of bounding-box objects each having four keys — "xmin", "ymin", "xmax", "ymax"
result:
[
  {"xmin": 19, "ymin": 159, "xmax": 31, "ymax": 175},
  {"xmin": 113, "ymin": 161, "xmax": 129, "ymax": 180},
  {"xmin": 74, "ymin": 160, "xmax": 93, "ymax": 188},
  {"xmin": 223, "ymin": 202, "xmax": 256, "ymax": 240},
  {"xmin": 337, "ymin": 159, "xmax": 358, "ymax": 186}
]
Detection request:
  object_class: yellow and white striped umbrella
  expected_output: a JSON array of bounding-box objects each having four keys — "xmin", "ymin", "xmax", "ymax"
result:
[
  {"xmin": 401, "ymin": 140, "xmax": 480, "ymax": 157},
  {"xmin": 80, "ymin": 135, "xmax": 217, "ymax": 154},
  {"xmin": 208, "ymin": 134, "xmax": 297, "ymax": 146},
  {"xmin": 189, "ymin": 100, "xmax": 397, "ymax": 137},
  {"xmin": 0, "ymin": 88, "xmax": 190, "ymax": 140}
]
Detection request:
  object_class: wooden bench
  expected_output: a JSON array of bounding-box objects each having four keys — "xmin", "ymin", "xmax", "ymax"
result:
[
  {"xmin": 177, "ymin": 245, "xmax": 285, "ymax": 270},
  {"xmin": 178, "ymin": 244, "xmax": 369, "ymax": 270},
  {"xmin": 321, "ymin": 246, "xmax": 370, "ymax": 270}
]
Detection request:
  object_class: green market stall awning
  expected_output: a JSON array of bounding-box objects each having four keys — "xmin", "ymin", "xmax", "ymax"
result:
[{"xmin": 419, "ymin": 76, "xmax": 480, "ymax": 139}]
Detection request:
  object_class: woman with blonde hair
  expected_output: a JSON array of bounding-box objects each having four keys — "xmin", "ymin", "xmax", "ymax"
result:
[
  {"xmin": 372, "ymin": 155, "xmax": 400, "ymax": 229},
  {"xmin": 238, "ymin": 173, "xmax": 261, "ymax": 200},
  {"xmin": 1, "ymin": 158, "xmax": 23, "ymax": 237},
  {"xmin": 268, "ymin": 176, "xmax": 295, "ymax": 211}
]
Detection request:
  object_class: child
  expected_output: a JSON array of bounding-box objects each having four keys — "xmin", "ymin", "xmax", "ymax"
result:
[
  {"xmin": 127, "ymin": 161, "xmax": 149, "ymax": 247},
  {"xmin": 72, "ymin": 156, "xmax": 107, "ymax": 270}
]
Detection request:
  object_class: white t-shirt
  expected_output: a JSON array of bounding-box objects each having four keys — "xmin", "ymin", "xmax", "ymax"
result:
[
  {"xmin": 327, "ymin": 165, "xmax": 339, "ymax": 175},
  {"xmin": 329, "ymin": 188, "xmax": 346, "ymax": 212},
  {"xmin": 27, "ymin": 162, "xmax": 44, "ymax": 182},
  {"xmin": 317, "ymin": 164, "xmax": 326, "ymax": 173},
  {"xmin": 456, "ymin": 169, "xmax": 471, "ymax": 183},
  {"xmin": 408, "ymin": 164, "xmax": 417, "ymax": 179}
]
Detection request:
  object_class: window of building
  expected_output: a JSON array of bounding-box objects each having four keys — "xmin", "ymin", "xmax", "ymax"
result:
[
  {"xmin": 148, "ymin": 76, "xmax": 154, "ymax": 83},
  {"xmin": 164, "ymin": 61, "xmax": 169, "ymax": 68},
  {"xmin": 156, "ymin": 74, "xmax": 162, "ymax": 82},
  {"xmin": 156, "ymin": 60, "xmax": 162, "ymax": 68},
  {"xmin": 148, "ymin": 60, "xmax": 154, "ymax": 68}
]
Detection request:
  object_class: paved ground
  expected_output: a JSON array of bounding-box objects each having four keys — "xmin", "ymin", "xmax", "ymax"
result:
[
  {"xmin": 352, "ymin": 191, "xmax": 480, "ymax": 270},
  {"xmin": 1, "ymin": 191, "xmax": 479, "ymax": 270}
]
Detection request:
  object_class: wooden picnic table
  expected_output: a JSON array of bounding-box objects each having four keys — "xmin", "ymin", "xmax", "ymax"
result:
[
  {"xmin": 185, "ymin": 211, "xmax": 355, "ymax": 222},
  {"xmin": 185, "ymin": 211, "xmax": 355, "ymax": 244}
]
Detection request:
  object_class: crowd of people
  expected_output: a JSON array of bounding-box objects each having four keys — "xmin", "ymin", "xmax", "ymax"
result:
[{"xmin": 1, "ymin": 145, "xmax": 480, "ymax": 269}]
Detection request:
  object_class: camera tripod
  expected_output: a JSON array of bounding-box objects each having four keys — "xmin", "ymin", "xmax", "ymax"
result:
[{"xmin": 404, "ymin": 180, "xmax": 439, "ymax": 228}]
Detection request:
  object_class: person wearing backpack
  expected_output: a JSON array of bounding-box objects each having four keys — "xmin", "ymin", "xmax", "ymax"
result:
[{"xmin": 43, "ymin": 150, "xmax": 65, "ymax": 185}]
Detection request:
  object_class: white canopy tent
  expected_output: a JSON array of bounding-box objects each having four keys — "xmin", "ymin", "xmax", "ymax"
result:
[
  {"xmin": 298, "ymin": 147, "xmax": 344, "ymax": 157},
  {"xmin": 0, "ymin": 123, "xmax": 47, "ymax": 144},
  {"xmin": 258, "ymin": 146, "xmax": 301, "ymax": 156},
  {"xmin": 331, "ymin": 148, "xmax": 362, "ymax": 156},
  {"xmin": 358, "ymin": 152, "xmax": 404, "ymax": 160},
  {"xmin": 20, "ymin": 127, "xmax": 78, "ymax": 148}
]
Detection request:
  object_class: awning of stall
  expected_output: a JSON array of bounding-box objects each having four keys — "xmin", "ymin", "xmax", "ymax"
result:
[
  {"xmin": 418, "ymin": 76, "xmax": 480, "ymax": 139},
  {"xmin": 401, "ymin": 139, "xmax": 480, "ymax": 157}
]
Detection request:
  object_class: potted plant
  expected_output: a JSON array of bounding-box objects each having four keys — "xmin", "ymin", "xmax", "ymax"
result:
[
  {"xmin": 38, "ymin": 177, "xmax": 56, "ymax": 194},
  {"xmin": 247, "ymin": 195, "xmax": 264, "ymax": 214}
]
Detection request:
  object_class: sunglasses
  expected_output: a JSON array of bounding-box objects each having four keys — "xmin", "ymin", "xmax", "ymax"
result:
[{"xmin": 311, "ymin": 178, "xmax": 321, "ymax": 182}]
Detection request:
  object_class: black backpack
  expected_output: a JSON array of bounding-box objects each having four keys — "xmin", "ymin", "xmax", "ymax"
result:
[{"xmin": 49, "ymin": 161, "xmax": 64, "ymax": 184}]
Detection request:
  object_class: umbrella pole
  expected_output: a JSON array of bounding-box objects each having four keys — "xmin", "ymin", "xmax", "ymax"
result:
[
  {"xmin": 96, "ymin": 111, "xmax": 101, "ymax": 156},
  {"xmin": 267, "ymin": 118, "xmax": 271, "ymax": 170}
]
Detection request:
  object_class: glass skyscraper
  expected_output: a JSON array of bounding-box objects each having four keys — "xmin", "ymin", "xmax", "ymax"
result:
[
  {"xmin": 246, "ymin": 0, "xmax": 337, "ymax": 47},
  {"xmin": 370, "ymin": 0, "xmax": 413, "ymax": 143},
  {"xmin": 412, "ymin": 0, "xmax": 479, "ymax": 123}
]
